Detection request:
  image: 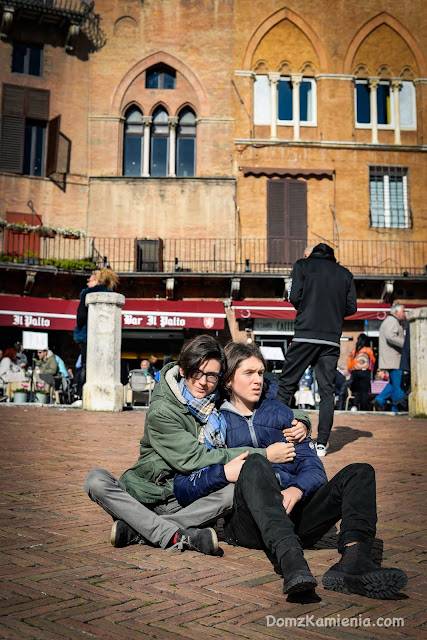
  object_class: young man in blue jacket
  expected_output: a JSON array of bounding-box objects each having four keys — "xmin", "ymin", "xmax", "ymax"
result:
[{"xmin": 174, "ymin": 342, "xmax": 408, "ymax": 600}]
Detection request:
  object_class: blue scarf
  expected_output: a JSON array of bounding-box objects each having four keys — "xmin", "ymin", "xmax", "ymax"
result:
[{"xmin": 179, "ymin": 379, "xmax": 227, "ymax": 449}]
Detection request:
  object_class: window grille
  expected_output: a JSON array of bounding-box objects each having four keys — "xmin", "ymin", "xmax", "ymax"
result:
[{"xmin": 369, "ymin": 166, "xmax": 412, "ymax": 228}]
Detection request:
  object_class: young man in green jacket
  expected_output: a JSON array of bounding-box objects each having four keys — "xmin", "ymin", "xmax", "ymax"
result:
[{"xmin": 85, "ymin": 335, "xmax": 306, "ymax": 555}]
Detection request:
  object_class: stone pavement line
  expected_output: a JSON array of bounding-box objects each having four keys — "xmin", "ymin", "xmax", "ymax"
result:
[{"xmin": 0, "ymin": 406, "xmax": 426, "ymax": 640}]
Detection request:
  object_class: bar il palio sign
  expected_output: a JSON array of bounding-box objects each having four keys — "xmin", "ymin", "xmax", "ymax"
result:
[{"xmin": 0, "ymin": 296, "xmax": 225, "ymax": 331}]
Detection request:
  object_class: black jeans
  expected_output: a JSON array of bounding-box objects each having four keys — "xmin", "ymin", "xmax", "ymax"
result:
[
  {"xmin": 351, "ymin": 370, "xmax": 371, "ymax": 411},
  {"xmin": 224, "ymin": 454, "xmax": 377, "ymax": 562},
  {"xmin": 277, "ymin": 341, "xmax": 340, "ymax": 446}
]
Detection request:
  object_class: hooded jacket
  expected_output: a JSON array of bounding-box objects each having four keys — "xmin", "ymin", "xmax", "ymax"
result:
[
  {"xmin": 173, "ymin": 381, "xmax": 326, "ymax": 507},
  {"xmin": 289, "ymin": 243, "xmax": 357, "ymax": 344},
  {"xmin": 120, "ymin": 363, "xmax": 274, "ymax": 505}
]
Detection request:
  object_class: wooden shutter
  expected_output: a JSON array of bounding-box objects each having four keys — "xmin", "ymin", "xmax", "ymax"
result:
[
  {"xmin": 288, "ymin": 180, "xmax": 307, "ymax": 263},
  {"xmin": 1, "ymin": 84, "xmax": 49, "ymax": 174},
  {"xmin": 1, "ymin": 85, "xmax": 26, "ymax": 172},
  {"xmin": 27, "ymin": 88, "xmax": 49, "ymax": 120},
  {"xmin": 0, "ymin": 116, "xmax": 25, "ymax": 173},
  {"xmin": 267, "ymin": 180, "xmax": 285, "ymax": 266},
  {"xmin": 2, "ymin": 84, "xmax": 26, "ymax": 115},
  {"xmin": 267, "ymin": 179, "xmax": 307, "ymax": 266},
  {"xmin": 46, "ymin": 115, "xmax": 61, "ymax": 176}
]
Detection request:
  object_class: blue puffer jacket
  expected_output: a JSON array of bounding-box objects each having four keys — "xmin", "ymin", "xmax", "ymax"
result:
[{"xmin": 174, "ymin": 382, "xmax": 327, "ymax": 507}]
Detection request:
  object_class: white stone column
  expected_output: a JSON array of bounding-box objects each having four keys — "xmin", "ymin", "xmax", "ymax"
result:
[
  {"xmin": 291, "ymin": 74, "xmax": 302, "ymax": 141},
  {"xmin": 83, "ymin": 292, "xmax": 125, "ymax": 412},
  {"xmin": 142, "ymin": 116, "xmax": 152, "ymax": 177},
  {"xmin": 369, "ymin": 78, "xmax": 379, "ymax": 144},
  {"xmin": 168, "ymin": 117, "xmax": 178, "ymax": 177},
  {"xmin": 407, "ymin": 307, "xmax": 427, "ymax": 417},
  {"xmin": 391, "ymin": 79, "xmax": 402, "ymax": 145},
  {"xmin": 268, "ymin": 72, "xmax": 280, "ymax": 139}
]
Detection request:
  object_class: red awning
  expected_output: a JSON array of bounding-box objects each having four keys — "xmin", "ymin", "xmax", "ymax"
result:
[
  {"xmin": 0, "ymin": 295, "xmax": 78, "ymax": 331},
  {"xmin": 233, "ymin": 301, "xmax": 296, "ymax": 319},
  {"xmin": 0, "ymin": 296, "xmax": 225, "ymax": 331},
  {"xmin": 232, "ymin": 300, "xmax": 420, "ymax": 321},
  {"xmin": 122, "ymin": 299, "xmax": 225, "ymax": 330}
]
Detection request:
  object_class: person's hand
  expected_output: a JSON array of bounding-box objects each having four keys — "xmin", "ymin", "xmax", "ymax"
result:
[
  {"xmin": 224, "ymin": 452, "xmax": 249, "ymax": 482},
  {"xmin": 283, "ymin": 419, "xmax": 308, "ymax": 443},
  {"xmin": 281, "ymin": 487, "xmax": 303, "ymax": 514},
  {"xmin": 266, "ymin": 442, "xmax": 295, "ymax": 463}
]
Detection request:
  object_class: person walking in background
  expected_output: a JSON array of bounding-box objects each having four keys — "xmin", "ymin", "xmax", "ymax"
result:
[
  {"xmin": 371, "ymin": 303, "xmax": 405, "ymax": 413},
  {"xmin": 277, "ymin": 243, "xmax": 357, "ymax": 457},
  {"xmin": 347, "ymin": 334, "xmax": 376, "ymax": 411},
  {"xmin": 73, "ymin": 268, "xmax": 119, "ymax": 404}
]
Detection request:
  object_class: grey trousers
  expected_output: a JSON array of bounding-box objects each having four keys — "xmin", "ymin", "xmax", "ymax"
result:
[{"xmin": 84, "ymin": 468, "xmax": 234, "ymax": 549}]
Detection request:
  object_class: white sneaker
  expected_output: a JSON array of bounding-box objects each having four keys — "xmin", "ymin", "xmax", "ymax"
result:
[
  {"xmin": 71, "ymin": 399, "xmax": 82, "ymax": 407},
  {"xmin": 316, "ymin": 444, "xmax": 327, "ymax": 457}
]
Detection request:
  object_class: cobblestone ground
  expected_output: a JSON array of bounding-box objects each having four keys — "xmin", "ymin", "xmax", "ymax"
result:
[{"xmin": 0, "ymin": 405, "xmax": 425, "ymax": 640}]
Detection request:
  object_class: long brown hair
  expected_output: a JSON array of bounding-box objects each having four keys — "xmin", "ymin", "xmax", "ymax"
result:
[{"xmin": 223, "ymin": 342, "xmax": 266, "ymax": 389}]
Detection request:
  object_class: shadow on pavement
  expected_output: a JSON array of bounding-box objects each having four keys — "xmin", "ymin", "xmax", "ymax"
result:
[{"xmin": 327, "ymin": 425, "xmax": 373, "ymax": 454}]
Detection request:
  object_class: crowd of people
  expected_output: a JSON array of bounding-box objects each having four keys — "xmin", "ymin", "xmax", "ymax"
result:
[{"xmin": 0, "ymin": 341, "xmax": 74, "ymax": 403}]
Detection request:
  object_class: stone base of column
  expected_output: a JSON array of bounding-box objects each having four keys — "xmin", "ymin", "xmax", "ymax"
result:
[
  {"xmin": 408, "ymin": 391, "xmax": 427, "ymax": 417},
  {"xmin": 83, "ymin": 383, "xmax": 123, "ymax": 412}
]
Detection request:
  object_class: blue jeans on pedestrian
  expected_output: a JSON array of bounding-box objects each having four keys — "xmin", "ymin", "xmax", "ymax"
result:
[{"xmin": 375, "ymin": 369, "xmax": 404, "ymax": 412}]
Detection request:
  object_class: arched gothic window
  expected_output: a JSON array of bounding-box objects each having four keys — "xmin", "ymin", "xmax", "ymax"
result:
[
  {"xmin": 123, "ymin": 106, "xmax": 143, "ymax": 176},
  {"xmin": 150, "ymin": 107, "xmax": 169, "ymax": 177},
  {"xmin": 176, "ymin": 108, "xmax": 196, "ymax": 177}
]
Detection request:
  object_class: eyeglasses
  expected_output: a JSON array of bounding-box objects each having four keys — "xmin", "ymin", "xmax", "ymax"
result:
[{"xmin": 191, "ymin": 369, "xmax": 221, "ymax": 384}]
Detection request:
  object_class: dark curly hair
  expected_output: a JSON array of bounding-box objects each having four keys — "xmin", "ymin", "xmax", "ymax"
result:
[{"xmin": 178, "ymin": 334, "xmax": 226, "ymax": 379}]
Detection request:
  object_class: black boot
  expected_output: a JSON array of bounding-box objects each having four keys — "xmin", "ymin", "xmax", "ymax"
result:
[
  {"xmin": 322, "ymin": 542, "xmax": 408, "ymax": 599},
  {"xmin": 110, "ymin": 520, "xmax": 145, "ymax": 547},
  {"xmin": 280, "ymin": 548, "xmax": 318, "ymax": 594}
]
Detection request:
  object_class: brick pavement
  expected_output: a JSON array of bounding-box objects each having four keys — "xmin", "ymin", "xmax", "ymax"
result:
[{"xmin": 0, "ymin": 405, "xmax": 425, "ymax": 640}]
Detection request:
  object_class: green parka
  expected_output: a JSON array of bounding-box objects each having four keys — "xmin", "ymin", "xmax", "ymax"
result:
[{"xmin": 120, "ymin": 363, "xmax": 311, "ymax": 505}]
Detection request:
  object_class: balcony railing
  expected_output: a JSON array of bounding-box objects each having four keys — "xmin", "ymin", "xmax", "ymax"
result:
[
  {"xmin": 0, "ymin": 0, "xmax": 106, "ymax": 50},
  {"xmin": 1, "ymin": 233, "xmax": 426, "ymax": 277}
]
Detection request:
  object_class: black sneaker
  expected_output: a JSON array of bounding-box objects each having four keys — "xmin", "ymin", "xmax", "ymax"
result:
[
  {"xmin": 169, "ymin": 527, "xmax": 223, "ymax": 556},
  {"xmin": 322, "ymin": 542, "xmax": 408, "ymax": 599},
  {"xmin": 110, "ymin": 520, "xmax": 145, "ymax": 548},
  {"xmin": 281, "ymin": 548, "xmax": 318, "ymax": 594}
]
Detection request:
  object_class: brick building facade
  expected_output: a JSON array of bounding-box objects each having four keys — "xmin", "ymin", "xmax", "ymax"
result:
[{"xmin": 0, "ymin": 0, "xmax": 426, "ymax": 366}]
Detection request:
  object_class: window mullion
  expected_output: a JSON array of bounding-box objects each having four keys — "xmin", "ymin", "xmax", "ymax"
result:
[
  {"xmin": 368, "ymin": 78, "xmax": 379, "ymax": 144},
  {"xmin": 291, "ymin": 74, "xmax": 302, "ymax": 141},
  {"xmin": 383, "ymin": 174, "xmax": 390, "ymax": 227},
  {"xmin": 142, "ymin": 116, "xmax": 152, "ymax": 177},
  {"xmin": 268, "ymin": 73, "xmax": 280, "ymax": 140},
  {"xmin": 391, "ymin": 80, "xmax": 402, "ymax": 145}
]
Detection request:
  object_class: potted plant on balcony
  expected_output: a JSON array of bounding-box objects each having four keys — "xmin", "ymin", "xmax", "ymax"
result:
[
  {"xmin": 0, "ymin": 218, "xmax": 7, "ymax": 232},
  {"xmin": 8, "ymin": 221, "xmax": 33, "ymax": 235},
  {"xmin": 23, "ymin": 250, "xmax": 40, "ymax": 265},
  {"xmin": 35, "ymin": 383, "xmax": 50, "ymax": 405},
  {"xmin": 13, "ymin": 382, "xmax": 29, "ymax": 403},
  {"xmin": 57, "ymin": 227, "xmax": 85, "ymax": 239},
  {"xmin": 38, "ymin": 225, "xmax": 57, "ymax": 238}
]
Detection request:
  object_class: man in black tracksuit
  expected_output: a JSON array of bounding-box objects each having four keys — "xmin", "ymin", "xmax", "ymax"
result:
[{"xmin": 277, "ymin": 243, "xmax": 357, "ymax": 456}]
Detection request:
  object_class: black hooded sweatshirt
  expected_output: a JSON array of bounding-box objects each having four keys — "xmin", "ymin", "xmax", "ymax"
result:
[{"xmin": 289, "ymin": 243, "xmax": 357, "ymax": 344}]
